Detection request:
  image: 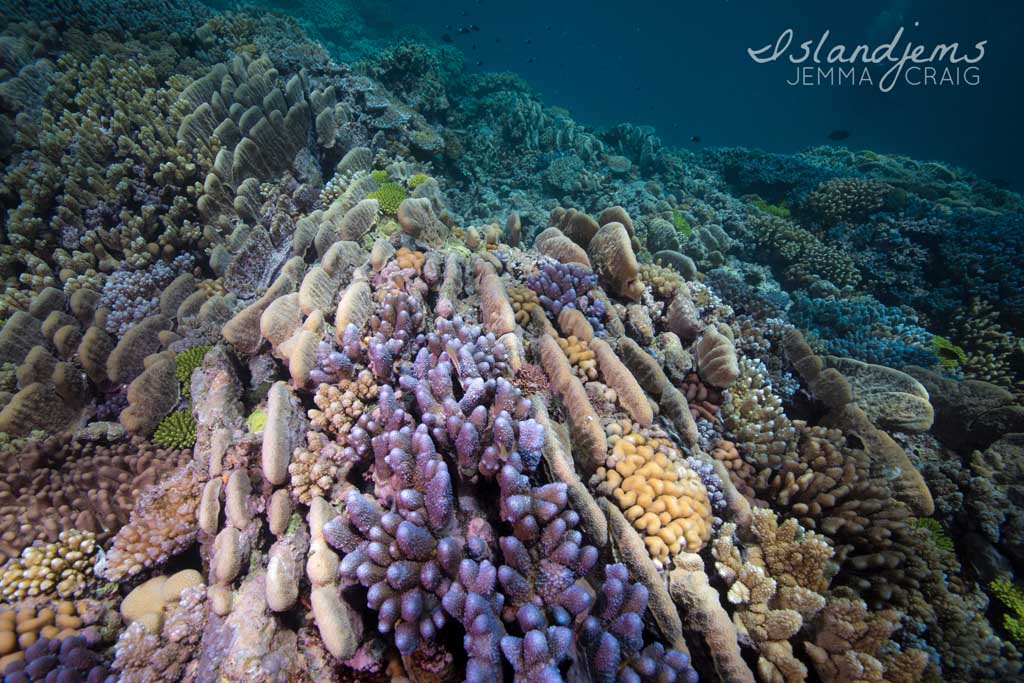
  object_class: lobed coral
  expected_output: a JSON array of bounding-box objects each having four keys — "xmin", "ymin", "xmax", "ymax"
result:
[{"xmin": 595, "ymin": 420, "xmax": 713, "ymax": 566}]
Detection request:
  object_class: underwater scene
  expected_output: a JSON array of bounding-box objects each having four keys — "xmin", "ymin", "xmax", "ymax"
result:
[{"xmin": 1, "ymin": 0, "xmax": 1023, "ymax": 681}]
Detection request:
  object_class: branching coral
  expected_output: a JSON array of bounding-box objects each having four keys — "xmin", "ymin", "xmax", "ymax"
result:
[
  {"xmin": 153, "ymin": 410, "xmax": 196, "ymax": 449},
  {"xmin": 174, "ymin": 344, "xmax": 210, "ymax": 397},
  {"xmin": 526, "ymin": 260, "xmax": 606, "ymax": 332}
]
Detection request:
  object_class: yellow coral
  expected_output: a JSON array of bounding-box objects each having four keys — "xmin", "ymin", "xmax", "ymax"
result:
[
  {"xmin": 508, "ymin": 286, "xmax": 540, "ymax": 326},
  {"xmin": 557, "ymin": 335, "xmax": 598, "ymax": 381},
  {"xmin": 0, "ymin": 530, "xmax": 98, "ymax": 603},
  {"xmin": 594, "ymin": 422, "xmax": 712, "ymax": 565},
  {"xmin": 396, "ymin": 247, "xmax": 426, "ymax": 273}
]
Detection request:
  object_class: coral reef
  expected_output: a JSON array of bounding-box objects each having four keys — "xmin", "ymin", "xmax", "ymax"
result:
[{"xmin": 0, "ymin": 4, "xmax": 1020, "ymax": 681}]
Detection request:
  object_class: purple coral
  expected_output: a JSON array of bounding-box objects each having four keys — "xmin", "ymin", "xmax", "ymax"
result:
[
  {"xmin": 577, "ymin": 565, "xmax": 699, "ymax": 683},
  {"xmin": 99, "ymin": 254, "xmax": 195, "ymax": 336},
  {"xmin": 323, "ymin": 311, "xmax": 690, "ymax": 677},
  {"xmin": 442, "ymin": 559, "xmax": 507, "ymax": 681},
  {"xmin": 3, "ymin": 631, "xmax": 113, "ymax": 683},
  {"xmin": 336, "ymin": 424, "xmax": 462, "ymax": 655},
  {"xmin": 401, "ymin": 358, "xmax": 541, "ymax": 479},
  {"xmin": 419, "ymin": 316, "xmax": 511, "ymax": 380},
  {"xmin": 686, "ymin": 456, "xmax": 727, "ymax": 532},
  {"xmin": 526, "ymin": 260, "xmax": 606, "ymax": 332},
  {"xmin": 309, "ymin": 340, "xmax": 354, "ymax": 385}
]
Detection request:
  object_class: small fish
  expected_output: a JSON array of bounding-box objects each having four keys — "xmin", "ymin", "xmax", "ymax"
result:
[
  {"xmin": 528, "ymin": 57, "xmax": 535, "ymax": 63},
  {"xmin": 471, "ymin": 43, "xmax": 477, "ymax": 50},
  {"xmin": 476, "ymin": 60, "xmax": 483, "ymax": 66},
  {"xmin": 445, "ymin": 24, "xmax": 453, "ymax": 30},
  {"xmin": 461, "ymin": 9, "xmax": 468, "ymax": 16},
  {"xmin": 458, "ymin": 27, "xmax": 469, "ymax": 34},
  {"xmin": 495, "ymin": 37, "xmax": 501, "ymax": 43},
  {"xmin": 470, "ymin": 24, "xmax": 480, "ymax": 32},
  {"xmin": 441, "ymin": 33, "xmax": 453, "ymax": 43},
  {"xmin": 827, "ymin": 129, "xmax": 851, "ymax": 141},
  {"xmin": 525, "ymin": 38, "xmax": 532, "ymax": 44},
  {"xmin": 690, "ymin": 135, "xmax": 701, "ymax": 143}
]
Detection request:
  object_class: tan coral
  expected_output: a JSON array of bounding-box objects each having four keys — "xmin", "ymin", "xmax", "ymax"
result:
[
  {"xmin": 590, "ymin": 337, "xmax": 653, "ymax": 426},
  {"xmin": 474, "ymin": 260, "xmax": 516, "ymax": 338},
  {"xmin": 588, "ymin": 222, "xmax": 643, "ymax": 300},
  {"xmin": 695, "ymin": 329, "xmax": 740, "ymax": 389},
  {"xmin": 536, "ymin": 228, "xmax": 591, "ymax": 267},
  {"xmin": 824, "ymin": 356, "xmax": 933, "ymax": 433},
  {"xmin": 669, "ymin": 554, "xmax": 756, "ymax": 683},
  {"xmin": 594, "ymin": 421, "xmax": 713, "ymax": 565},
  {"xmin": 508, "ymin": 286, "xmax": 540, "ymax": 327},
  {"xmin": 536, "ymin": 333, "xmax": 606, "ymax": 474}
]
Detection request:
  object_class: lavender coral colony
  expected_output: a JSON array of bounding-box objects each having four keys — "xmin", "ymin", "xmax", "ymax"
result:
[{"xmin": 0, "ymin": 2, "xmax": 1022, "ymax": 683}]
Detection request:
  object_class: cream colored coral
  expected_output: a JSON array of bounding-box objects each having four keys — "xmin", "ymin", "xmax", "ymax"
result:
[
  {"xmin": 557, "ymin": 335, "xmax": 598, "ymax": 381},
  {"xmin": 713, "ymin": 509, "xmax": 838, "ymax": 683},
  {"xmin": 308, "ymin": 370, "xmax": 377, "ymax": 442},
  {"xmin": 594, "ymin": 422, "xmax": 712, "ymax": 565},
  {"xmin": 640, "ymin": 262, "xmax": 684, "ymax": 299},
  {"xmin": 289, "ymin": 431, "xmax": 348, "ymax": 505}
]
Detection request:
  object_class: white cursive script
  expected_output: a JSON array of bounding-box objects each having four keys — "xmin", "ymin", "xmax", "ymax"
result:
[{"xmin": 748, "ymin": 27, "xmax": 986, "ymax": 92}]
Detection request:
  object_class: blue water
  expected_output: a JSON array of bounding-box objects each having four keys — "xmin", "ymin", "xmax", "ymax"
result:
[{"xmin": 374, "ymin": 0, "xmax": 1023, "ymax": 189}]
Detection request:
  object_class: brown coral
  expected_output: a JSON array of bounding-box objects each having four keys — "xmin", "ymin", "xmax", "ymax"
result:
[{"xmin": 103, "ymin": 463, "xmax": 205, "ymax": 581}]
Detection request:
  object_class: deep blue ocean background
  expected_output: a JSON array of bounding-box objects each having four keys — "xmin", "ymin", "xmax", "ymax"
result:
[{"xmin": 264, "ymin": 0, "xmax": 1024, "ymax": 189}]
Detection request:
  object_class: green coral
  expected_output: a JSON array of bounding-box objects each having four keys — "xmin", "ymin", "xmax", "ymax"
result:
[
  {"xmin": 671, "ymin": 209, "xmax": 692, "ymax": 238},
  {"xmin": 913, "ymin": 517, "xmax": 955, "ymax": 553},
  {"xmin": 752, "ymin": 199, "xmax": 791, "ymax": 218},
  {"xmin": 175, "ymin": 345, "xmax": 211, "ymax": 398},
  {"xmin": 370, "ymin": 169, "xmax": 389, "ymax": 184},
  {"xmin": 931, "ymin": 335, "xmax": 967, "ymax": 371},
  {"xmin": 247, "ymin": 409, "xmax": 267, "ymax": 434},
  {"xmin": 367, "ymin": 182, "xmax": 407, "ymax": 216},
  {"xmin": 991, "ymin": 578, "xmax": 1024, "ymax": 646},
  {"xmin": 408, "ymin": 173, "xmax": 431, "ymax": 189},
  {"xmin": 153, "ymin": 410, "xmax": 197, "ymax": 449}
]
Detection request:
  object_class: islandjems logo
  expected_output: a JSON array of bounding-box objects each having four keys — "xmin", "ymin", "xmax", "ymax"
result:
[{"xmin": 748, "ymin": 26, "xmax": 985, "ymax": 91}]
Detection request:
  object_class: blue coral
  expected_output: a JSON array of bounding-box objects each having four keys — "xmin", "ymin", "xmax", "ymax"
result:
[{"xmin": 789, "ymin": 293, "xmax": 939, "ymax": 368}]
